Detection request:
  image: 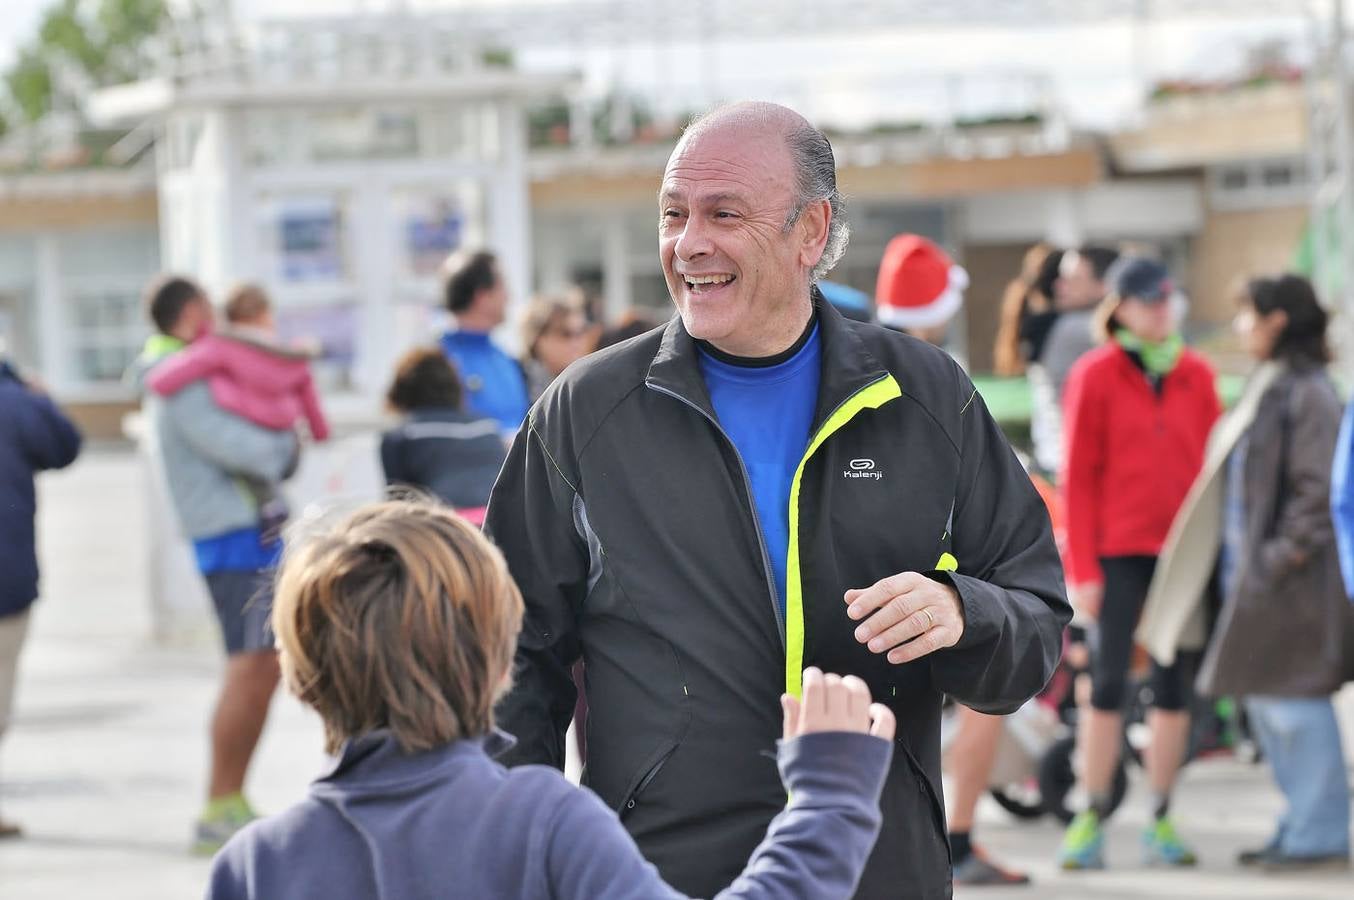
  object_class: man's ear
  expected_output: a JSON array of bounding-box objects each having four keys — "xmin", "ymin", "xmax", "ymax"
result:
[{"xmin": 796, "ymin": 198, "xmax": 831, "ymax": 271}]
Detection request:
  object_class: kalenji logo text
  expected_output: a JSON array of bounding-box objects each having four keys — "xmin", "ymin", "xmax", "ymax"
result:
[{"xmin": 844, "ymin": 458, "xmax": 883, "ymax": 480}]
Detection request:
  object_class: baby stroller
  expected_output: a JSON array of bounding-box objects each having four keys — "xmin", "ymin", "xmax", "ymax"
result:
[
  {"xmin": 953, "ymin": 462, "xmax": 1245, "ymax": 823},
  {"xmin": 1034, "ymin": 628, "xmax": 1243, "ymax": 823},
  {"xmin": 938, "ymin": 642, "xmax": 1074, "ymax": 820},
  {"xmin": 942, "ymin": 623, "xmax": 1237, "ymax": 824},
  {"xmin": 938, "ymin": 469, "xmax": 1180, "ymax": 823},
  {"xmin": 939, "ymin": 623, "xmax": 1134, "ymax": 824}
]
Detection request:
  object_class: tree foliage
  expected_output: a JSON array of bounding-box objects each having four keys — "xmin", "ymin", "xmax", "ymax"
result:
[{"xmin": 2, "ymin": 0, "xmax": 168, "ymax": 133}]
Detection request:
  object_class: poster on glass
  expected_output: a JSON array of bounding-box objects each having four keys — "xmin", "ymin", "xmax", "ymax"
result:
[
  {"xmin": 276, "ymin": 302, "xmax": 358, "ymax": 391},
  {"xmin": 398, "ymin": 188, "xmax": 482, "ymax": 278},
  {"xmin": 270, "ymin": 195, "xmax": 348, "ymax": 283}
]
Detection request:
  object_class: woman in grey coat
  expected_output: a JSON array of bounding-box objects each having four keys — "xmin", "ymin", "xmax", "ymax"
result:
[{"xmin": 1141, "ymin": 273, "xmax": 1354, "ymax": 872}]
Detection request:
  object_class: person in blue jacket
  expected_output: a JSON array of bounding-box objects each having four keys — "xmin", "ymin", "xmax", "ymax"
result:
[
  {"xmin": 438, "ymin": 250, "xmax": 530, "ymax": 437},
  {"xmin": 0, "ymin": 362, "xmax": 82, "ymax": 837},
  {"xmin": 208, "ymin": 500, "xmax": 896, "ymax": 900},
  {"xmin": 1333, "ymin": 395, "xmax": 1354, "ymax": 600}
]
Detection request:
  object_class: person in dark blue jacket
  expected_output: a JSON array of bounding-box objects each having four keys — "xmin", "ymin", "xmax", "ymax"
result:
[
  {"xmin": 380, "ymin": 347, "xmax": 506, "ymax": 525},
  {"xmin": 208, "ymin": 500, "xmax": 895, "ymax": 900},
  {"xmin": 0, "ymin": 365, "xmax": 82, "ymax": 837},
  {"xmin": 438, "ymin": 249, "xmax": 530, "ymax": 437}
]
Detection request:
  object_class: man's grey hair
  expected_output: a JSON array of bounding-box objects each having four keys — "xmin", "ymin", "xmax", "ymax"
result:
[
  {"xmin": 784, "ymin": 124, "xmax": 850, "ymax": 283},
  {"xmin": 681, "ymin": 104, "xmax": 850, "ymax": 283}
]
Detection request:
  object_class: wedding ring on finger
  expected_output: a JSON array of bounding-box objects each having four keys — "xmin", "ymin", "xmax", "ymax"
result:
[{"xmin": 921, "ymin": 607, "xmax": 935, "ymax": 631}]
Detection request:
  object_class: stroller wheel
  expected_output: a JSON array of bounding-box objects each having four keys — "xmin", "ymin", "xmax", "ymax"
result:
[
  {"xmin": 1037, "ymin": 734, "xmax": 1129, "ymax": 825},
  {"xmin": 988, "ymin": 786, "xmax": 1045, "ymax": 820}
]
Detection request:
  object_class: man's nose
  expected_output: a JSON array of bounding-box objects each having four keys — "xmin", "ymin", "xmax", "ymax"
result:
[{"xmin": 674, "ymin": 216, "xmax": 713, "ymax": 261}]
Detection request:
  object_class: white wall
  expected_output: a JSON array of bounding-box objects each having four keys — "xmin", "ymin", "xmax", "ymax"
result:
[{"xmin": 960, "ymin": 179, "xmax": 1204, "ymax": 244}]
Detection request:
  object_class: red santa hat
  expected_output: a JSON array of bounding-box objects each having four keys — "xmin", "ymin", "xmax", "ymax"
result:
[{"xmin": 874, "ymin": 234, "xmax": 968, "ymax": 330}]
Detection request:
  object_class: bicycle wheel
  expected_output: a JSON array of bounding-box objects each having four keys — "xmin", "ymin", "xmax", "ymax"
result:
[
  {"xmin": 1037, "ymin": 734, "xmax": 1129, "ymax": 825},
  {"xmin": 989, "ymin": 785, "xmax": 1045, "ymax": 820}
]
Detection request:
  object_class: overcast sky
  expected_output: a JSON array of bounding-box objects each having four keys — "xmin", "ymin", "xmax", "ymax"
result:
[{"xmin": 0, "ymin": 0, "xmax": 1325, "ymax": 129}]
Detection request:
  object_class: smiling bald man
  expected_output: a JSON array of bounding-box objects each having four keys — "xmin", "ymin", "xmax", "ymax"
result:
[{"xmin": 487, "ymin": 102, "xmax": 1070, "ymax": 899}]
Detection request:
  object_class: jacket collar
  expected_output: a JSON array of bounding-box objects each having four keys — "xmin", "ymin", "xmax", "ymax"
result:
[
  {"xmin": 313, "ymin": 728, "xmax": 516, "ymax": 791},
  {"xmin": 645, "ymin": 287, "xmax": 889, "ymax": 432},
  {"xmin": 1198, "ymin": 361, "xmax": 1283, "ymax": 471},
  {"xmin": 409, "ymin": 406, "xmax": 481, "ymax": 423}
]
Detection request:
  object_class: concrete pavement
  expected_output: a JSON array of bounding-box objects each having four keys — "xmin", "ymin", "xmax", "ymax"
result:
[
  {"xmin": 2, "ymin": 449, "xmax": 324, "ymax": 898},
  {"xmin": 1, "ymin": 448, "xmax": 1351, "ymax": 898}
]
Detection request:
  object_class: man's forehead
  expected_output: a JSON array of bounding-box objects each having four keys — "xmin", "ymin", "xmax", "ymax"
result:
[
  {"xmin": 668, "ymin": 119, "xmax": 786, "ymax": 165},
  {"xmin": 661, "ymin": 127, "xmax": 793, "ymax": 200}
]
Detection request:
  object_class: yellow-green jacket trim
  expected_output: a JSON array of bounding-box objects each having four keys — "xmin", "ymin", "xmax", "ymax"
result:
[{"xmin": 785, "ymin": 374, "xmax": 903, "ymax": 698}]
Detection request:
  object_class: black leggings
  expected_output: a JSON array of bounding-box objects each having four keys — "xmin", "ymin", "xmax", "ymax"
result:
[{"xmin": 1090, "ymin": 555, "xmax": 1190, "ymax": 713}]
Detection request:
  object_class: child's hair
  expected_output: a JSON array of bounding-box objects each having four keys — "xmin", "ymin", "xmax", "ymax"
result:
[
  {"xmin": 145, "ymin": 274, "xmax": 207, "ymax": 335},
  {"xmin": 224, "ymin": 283, "xmax": 272, "ymax": 325},
  {"xmin": 272, "ymin": 501, "xmax": 524, "ymax": 754},
  {"xmin": 386, "ymin": 347, "xmax": 464, "ymax": 412}
]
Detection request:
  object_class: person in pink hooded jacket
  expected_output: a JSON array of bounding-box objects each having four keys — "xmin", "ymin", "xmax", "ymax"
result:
[
  {"xmin": 148, "ymin": 284, "xmax": 330, "ymax": 441},
  {"xmin": 147, "ymin": 284, "xmax": 330, "ymax": 536}
]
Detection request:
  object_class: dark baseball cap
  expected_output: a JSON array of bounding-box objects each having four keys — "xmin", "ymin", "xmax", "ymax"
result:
[{"xmin": 1107, "ymin": 257, "xmax": 1173, "ymax": 304}]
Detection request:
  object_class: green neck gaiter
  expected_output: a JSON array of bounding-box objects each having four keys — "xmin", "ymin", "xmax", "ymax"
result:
[
  {"xmin": 1115, "ymin": 329, "xmax": 1183, "ymax": 377},
  {"xmin": 141, "ymin": 333, "xmax": 186, "ymax": 362}
]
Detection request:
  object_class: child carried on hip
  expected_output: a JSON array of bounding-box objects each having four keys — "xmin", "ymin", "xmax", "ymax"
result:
[{"xmin": 147, "ymin": 284, "xmax": 329, "ymax": 538}]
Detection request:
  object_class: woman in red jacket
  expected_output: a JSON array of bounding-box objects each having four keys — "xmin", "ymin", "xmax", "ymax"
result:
[{"xmin": 1057, "ymin": 257, "xmax": 1221, "ymax": 871}]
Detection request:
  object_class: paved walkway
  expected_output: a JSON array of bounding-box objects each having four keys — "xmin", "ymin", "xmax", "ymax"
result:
[
  {"xmin": 2, "ymin": 450, "xmax": 322, "ymax": 898},
  {"xmin": 2, "ymin": 449, "xmax": 1351, "ymax": 898}
]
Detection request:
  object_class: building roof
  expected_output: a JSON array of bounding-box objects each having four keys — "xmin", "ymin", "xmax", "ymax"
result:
[
  {"xmin": 529, "ymin": 119, "xmax": 1102, "ymax": 208},
  {"xmin": 86, "ymin": 14, "xmax": 578, "ymax": 127},
  {"xmin": 1108, "ymin": 82, "xmax": 1307, "ymax": 172}
]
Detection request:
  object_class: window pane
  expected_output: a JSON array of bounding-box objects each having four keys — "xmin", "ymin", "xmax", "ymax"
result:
[
  {"xmin": 1261, "ymin": 164, "xmax": 1293, "ymax": 187},
  {"xmin": 309, "ymin": 108, "xmax": 419, "ymax": 161},
  {"xmin": 77, "ymin": 346, "xmax": 101, "ymax": 380},
  {"xmin": 1220, "ymin": 168, "xmax": 1248, "ymax": 190},
  {"xmin": 69, "ymin": 291, "xmax": 144, "ymax": 382},
  {"xmin": 77, "ymin": 302, "xmax": 101, "ymax": 329}
]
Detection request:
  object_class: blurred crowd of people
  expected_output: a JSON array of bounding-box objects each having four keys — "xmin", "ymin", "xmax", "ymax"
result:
[
  {"xmin": 1, "ymin": 99, "xmax": 1352, "ymax": 899},
  {"xmin": 992, "ymin": 240, "xmax": 1354, "ymax": 875}
]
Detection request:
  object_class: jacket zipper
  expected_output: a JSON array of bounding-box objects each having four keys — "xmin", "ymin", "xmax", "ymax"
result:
[
  {"xmin": 645, "ymin": 382, "xmax": 787, "ymax": 646},
  {"xmin": 622, "ymin": 744, "xmax": 678, "ymax": 813}
]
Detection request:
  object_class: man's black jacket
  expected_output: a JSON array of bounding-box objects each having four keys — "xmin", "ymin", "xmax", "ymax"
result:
[{"xmin": 487, "ymin": 297, "xmax": 1070, "ymax": 899}]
